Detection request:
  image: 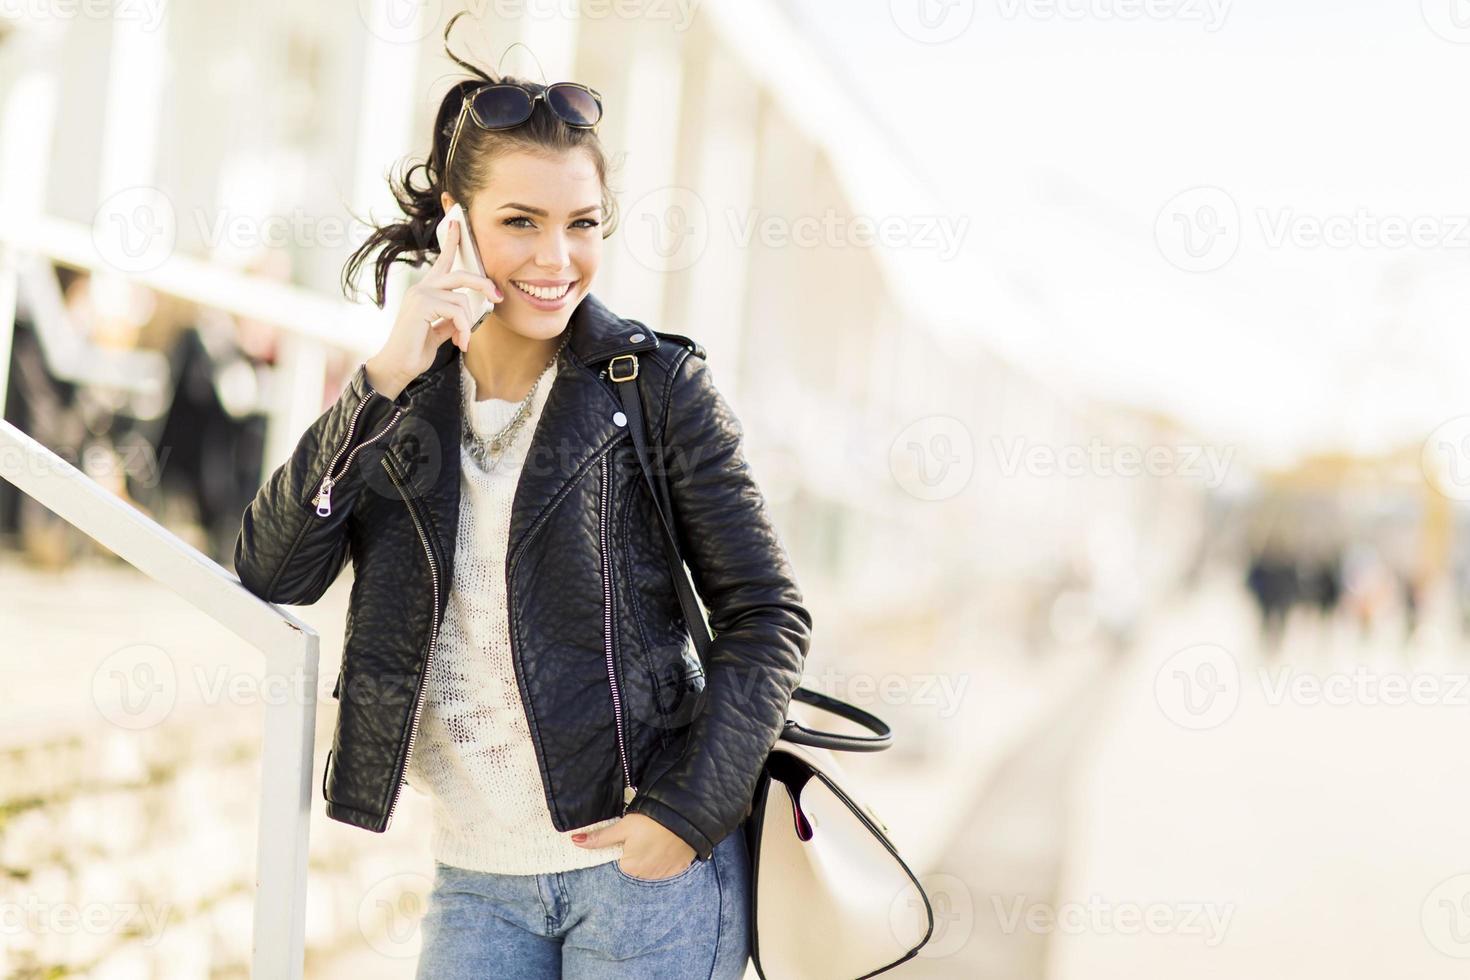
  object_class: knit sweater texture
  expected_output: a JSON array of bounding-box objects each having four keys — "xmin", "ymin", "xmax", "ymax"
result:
[{"xmin": 403, "ymin": 349, "xmax": 624, "ymax": 874}]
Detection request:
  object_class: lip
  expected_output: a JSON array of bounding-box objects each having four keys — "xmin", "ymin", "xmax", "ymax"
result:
[{"xmin": 509, "ymin": 278, "xmax": 578, "ymax": 311}]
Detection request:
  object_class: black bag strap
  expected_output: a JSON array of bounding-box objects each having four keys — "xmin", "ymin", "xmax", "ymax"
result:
[
  {"xmin": 610, "ymin": 352, "xmax": 891, "ymax": 753},
  {"xmin": 611, "ymin": 354, "xmax": 712, "ymax": 663}
]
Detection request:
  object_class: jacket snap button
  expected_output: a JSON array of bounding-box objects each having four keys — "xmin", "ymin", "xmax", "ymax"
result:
[
  {"xmin": 612, "ymin": 411, "xmax": 627, "ymax": 427},
  {"xmin": 629, "ymin": 333, "xmax": 644, "ymax": 342}
]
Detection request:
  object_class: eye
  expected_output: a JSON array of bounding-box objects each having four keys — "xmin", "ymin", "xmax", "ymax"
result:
[{"xmin": 501, "ymin": 215, "xmax": 602, "ymax": 229}]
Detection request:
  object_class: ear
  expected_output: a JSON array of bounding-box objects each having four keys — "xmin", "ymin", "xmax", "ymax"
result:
[{"xmin": 440, "ymin": 191, "xmax": 456, "ymax": 214}]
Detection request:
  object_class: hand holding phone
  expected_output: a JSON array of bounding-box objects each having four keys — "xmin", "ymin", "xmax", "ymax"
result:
[
  {"xmin": 434, "ymin": 202, "xmax": 496, "ymax": 334},
  {"xmin": 364, "ymin": 204, "xmax": 504, "ymax": 398}
]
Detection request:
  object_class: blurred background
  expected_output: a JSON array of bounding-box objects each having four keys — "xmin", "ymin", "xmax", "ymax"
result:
[{"xmin": 2, "ymin": 0, "xmax": 1470, "ymax": 977}]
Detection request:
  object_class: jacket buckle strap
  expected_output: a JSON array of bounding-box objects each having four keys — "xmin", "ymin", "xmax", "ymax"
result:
[{"xmin": 608, "ymin": 354, "xmax": 639, "ymax": 382}]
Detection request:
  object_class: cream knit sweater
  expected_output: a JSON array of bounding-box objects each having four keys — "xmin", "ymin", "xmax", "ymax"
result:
[{"xmin": 403, "ymin": 350, "xmax": 624, "ymax": 875}]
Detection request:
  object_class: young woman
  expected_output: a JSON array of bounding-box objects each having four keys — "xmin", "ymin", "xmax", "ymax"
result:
[{"xmin": 232, "ymin": 14, "xmax": 812, "ymax": 979}]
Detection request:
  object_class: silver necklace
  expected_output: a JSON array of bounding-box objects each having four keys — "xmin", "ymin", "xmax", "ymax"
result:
[{"xmin": 460, "ymin": 334, "xmax": 569, "ymax": 472}]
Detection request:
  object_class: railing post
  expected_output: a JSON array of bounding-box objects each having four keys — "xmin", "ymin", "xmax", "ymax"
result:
[{"xmin": 252, "ymin": 638, "xmax": 319, "ymax": 979}]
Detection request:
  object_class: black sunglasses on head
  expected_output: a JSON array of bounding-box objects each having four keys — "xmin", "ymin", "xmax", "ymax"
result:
[{"xmin": 443, "ymin": 82, "xmax": 603, "ymax": 175}]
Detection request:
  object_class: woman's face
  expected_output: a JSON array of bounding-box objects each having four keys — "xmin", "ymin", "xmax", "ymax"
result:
[{"xmin": 440, "ymin": 148, "xmax": 603, "ymax": 342}]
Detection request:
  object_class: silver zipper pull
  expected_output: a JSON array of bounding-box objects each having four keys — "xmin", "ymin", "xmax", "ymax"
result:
[
  {"xmin": 622, "ymin": 784, "xmax": 637, "ymax": 813},
  {"xmin": 314, "ymin": 476, "xmax": 334, "ymax": 517}
]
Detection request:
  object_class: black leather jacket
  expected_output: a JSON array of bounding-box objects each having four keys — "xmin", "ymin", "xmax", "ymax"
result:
[{"xmin": 233, "ymin": 293, "xmax": 813, "ymax": 861}]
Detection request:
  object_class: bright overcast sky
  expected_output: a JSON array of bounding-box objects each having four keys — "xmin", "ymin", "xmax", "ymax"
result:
[{"xmin": 788, "ymin": 0, "xmax": 1470, "ymax": 464}]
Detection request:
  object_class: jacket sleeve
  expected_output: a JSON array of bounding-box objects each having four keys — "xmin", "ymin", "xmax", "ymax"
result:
[
  {"xmin": 233, "ymin": 362, "xmax": 410, "ymax": 606},
  {"xmin": 625, "ymin": 347, "xmax": 814, "ymax": 859}
]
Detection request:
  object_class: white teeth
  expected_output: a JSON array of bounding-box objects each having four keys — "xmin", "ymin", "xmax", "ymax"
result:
[{"xmin": 513, "ymin": 280, "xmax": 573, "ymax": 301}]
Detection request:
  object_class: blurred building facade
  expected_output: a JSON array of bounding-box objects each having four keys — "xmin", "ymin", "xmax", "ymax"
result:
[{"xmin": 0, "ymin": 2, "xmax": 1214, "ymax": 975}]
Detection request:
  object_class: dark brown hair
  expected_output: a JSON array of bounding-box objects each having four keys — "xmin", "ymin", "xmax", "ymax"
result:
[{"xmin": 341, "ymin": 13, "xmax": 620, "ymax": 307}]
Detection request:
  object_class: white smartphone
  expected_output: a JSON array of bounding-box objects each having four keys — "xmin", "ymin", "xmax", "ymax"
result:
[{"xmin": 434, "ymin": 202, "xmax": 495, "ymax": 333}]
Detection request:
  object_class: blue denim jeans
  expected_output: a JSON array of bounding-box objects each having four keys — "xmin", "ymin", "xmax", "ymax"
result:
[{"xmin": 414, "ymin": 827, "xmax": 751, "ymax": 979}]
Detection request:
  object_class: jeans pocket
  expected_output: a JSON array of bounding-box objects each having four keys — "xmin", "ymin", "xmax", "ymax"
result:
[{"xmin": 614, "ymin": 854, "xmax": 704, "ymax": 886}]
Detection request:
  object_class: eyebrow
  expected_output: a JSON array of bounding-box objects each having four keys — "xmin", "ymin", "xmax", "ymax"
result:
[{"xmin": 498, "ymin": 202, "xmax": 602, "ymax": 218}]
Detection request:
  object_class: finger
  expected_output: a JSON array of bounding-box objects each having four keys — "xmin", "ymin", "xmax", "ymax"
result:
[
  {"xmin": 572, "ymin": 820, "xmax": 624, "ymax": 847},
  {"xmin": 425, "ymin": 289, "xmax": 474, "ymax": 348},
  {"xmin": 430, "ymin": 220, "xmax": 459, "ymax": 275},
  {"xmin": 418, "ymin": 285, "xmax": 481, "ymax": 329},
  {"xmin": 435, "ymin": 270, "xmax": 504, "ymax": 303},
  {"xmin": 447, "ymin": 308, "xmax": 472, "ymax": 352},
  {"xmin": 423, "ymin": 300, "xmax": 473, "ymax": 351},
  {"xmin": 438, "ymin": 289, "xmax": 482, "ymax": 348}
]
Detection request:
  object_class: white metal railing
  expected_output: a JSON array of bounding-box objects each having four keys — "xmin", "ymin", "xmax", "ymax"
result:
[
  {"xmin": 0, "ymin": 417, "xmax": 320, "ymax": 979},
  {"xmin": 0, "ymin": 213, "xmax": 386, "ymax": 354}
]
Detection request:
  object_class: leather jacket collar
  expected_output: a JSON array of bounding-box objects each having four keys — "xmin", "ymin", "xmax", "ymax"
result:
[
  {"xmin": 408, "ymin": 290, "xmax": 658, "ymax": 390},
  {"xmin": 383, "ymin": 291, "xmax": 662, "ymax": 602}
]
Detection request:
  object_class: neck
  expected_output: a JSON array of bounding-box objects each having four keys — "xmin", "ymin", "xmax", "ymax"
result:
[{"xmin": 462, "ymin": 314, "xmax": 565, "ymax": 402}]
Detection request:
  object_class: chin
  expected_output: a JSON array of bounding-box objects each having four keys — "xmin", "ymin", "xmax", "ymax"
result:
[{"xmin": 500, "ymin": 307, "xmax": 575, "ymax": 341}]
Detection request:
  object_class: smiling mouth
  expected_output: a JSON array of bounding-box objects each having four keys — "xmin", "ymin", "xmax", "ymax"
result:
[{"xmin": 511, "ymin": 280, "xmax": 577, "ymax": 301}]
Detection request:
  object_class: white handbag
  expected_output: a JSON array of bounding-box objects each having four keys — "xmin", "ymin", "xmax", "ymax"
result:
[
  {"xmin": 613, "ymin": 358, "xmax": 936, "ymax": 978},
  {"xmin": 744, "ymin": 688, "xmax": 935, "ymax": 978}
]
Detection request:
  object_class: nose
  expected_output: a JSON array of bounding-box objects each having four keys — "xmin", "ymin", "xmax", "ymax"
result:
[{"xmin": 536, "ymin": 228, "xmax": 572, "ymax": 272}]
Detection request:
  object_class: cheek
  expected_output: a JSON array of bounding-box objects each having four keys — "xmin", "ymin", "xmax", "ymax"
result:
[
  {"xmin": 478, "ymin": 234, "xmax": 530, "ymax": 273},
  {"xmin": 571, "ymin": 238, "xmax": 602, "ymax": 274}
]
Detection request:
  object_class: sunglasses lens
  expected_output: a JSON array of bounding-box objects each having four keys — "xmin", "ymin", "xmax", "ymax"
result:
[
  {"xmin": 547, "ymin": 84, "xmax": 602, "ymax": 127},
  {"xmin": 470, "ymin": 85, "xmax": 533, "ymax": 129}
]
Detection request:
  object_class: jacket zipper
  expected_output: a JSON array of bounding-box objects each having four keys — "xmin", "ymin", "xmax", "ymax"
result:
[
  {"xmin": 380, "ymin": 456, "xmax": 440, "ymax": 831},
  {"xmin": 312, "ymin": 399, "xmax": 405, "ymax": 517},
  {"xmin": 600, "ymin": 452, "xmax": 637, "ymax": 813}
]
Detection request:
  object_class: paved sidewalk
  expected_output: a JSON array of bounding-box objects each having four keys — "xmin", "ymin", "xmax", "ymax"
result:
[{"xmin": 1050, "ymin": 576, "xmax": 1470, "ymax": 979}]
